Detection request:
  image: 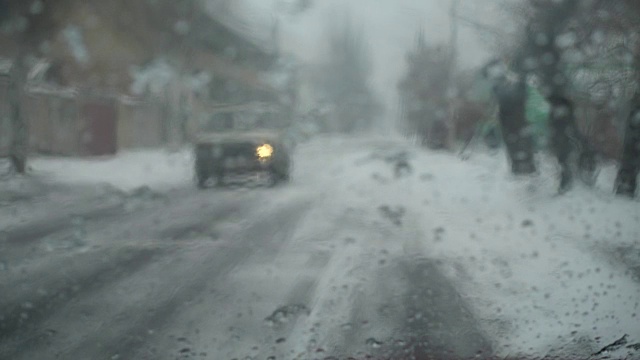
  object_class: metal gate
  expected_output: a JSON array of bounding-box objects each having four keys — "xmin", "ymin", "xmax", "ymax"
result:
[{"xmin": 81, "ymin": 98, "xmax": 117, "ymax": 155}]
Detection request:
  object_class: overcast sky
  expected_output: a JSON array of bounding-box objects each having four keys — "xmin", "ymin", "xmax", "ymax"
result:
[{"xmin": 235, "ymin": 0, "xmax": 509, "ymax": 106}]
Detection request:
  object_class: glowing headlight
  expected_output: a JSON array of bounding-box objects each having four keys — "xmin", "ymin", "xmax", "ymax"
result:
[{"xmin": 256, "ymin": 144, "xmax": 274, "ymax": 159}]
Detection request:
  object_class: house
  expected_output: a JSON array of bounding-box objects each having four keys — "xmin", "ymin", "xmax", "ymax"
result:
[{"xmin": 0, "ymin": 0, "xmax": 283, "ymax": 156}]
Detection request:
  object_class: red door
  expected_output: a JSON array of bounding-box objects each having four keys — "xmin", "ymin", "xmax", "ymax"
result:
[{"xmin": 81, "ymin": 99, "xmax": 117, "ymax": 156}]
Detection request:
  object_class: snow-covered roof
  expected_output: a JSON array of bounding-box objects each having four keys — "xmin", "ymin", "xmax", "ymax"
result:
[
  {"xmin": 129, "ymin": 59, "xmax": 177, "ymax": 96},
  {"xmin": 25, "ymin": 83, "xmax": 78, "ymax": 98}
]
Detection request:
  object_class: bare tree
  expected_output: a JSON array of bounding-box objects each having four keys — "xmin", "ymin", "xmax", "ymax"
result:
[
  {"xmin": 591, "ymin": 0, "xmax": 640, "ymax": 197},
  {"xmin": 489, "ymin": 0, "xmax": 610, "ymax": 188},
  {"xmin": 5, "ymin": 53, "xmax": 27, "ymax": 173},
  {"xmin": 482, "ymin": 0, "xmax": 640, "ymax": 194},
  {"xmin": 523, "ymin": 0, "xmax": 600, "ymax": 190},
  {"xmin": 561, "ymin": 0, "xmax": 640, "ymax": 196},
  {"xmin": 398, "ymin": 32, "xmax": 452, "ymax": 149},
  {"xmin": 0, "ymin": 1, "xmax": 66, "ymax": 173},
  {"xmin": 321, "ymin": 16, "xmax": 379, "ymax": 133}
]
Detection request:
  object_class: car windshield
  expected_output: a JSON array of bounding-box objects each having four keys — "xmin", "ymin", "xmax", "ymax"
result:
[
  {"xmin": 1, "ymin": 1, "xmax": 640, "ymax": 359},
  {"xmin": 200, "ymin": 104, "xmax": 283, "ymax": 132}
]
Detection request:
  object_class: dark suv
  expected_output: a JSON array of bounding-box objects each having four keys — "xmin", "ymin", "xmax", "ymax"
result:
[{"xmin": 194, "ymin": 131, "xmax": 291, "ymax": 188}]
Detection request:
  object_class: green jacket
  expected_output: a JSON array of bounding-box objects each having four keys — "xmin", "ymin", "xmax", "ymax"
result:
[{"xmin": 479, "ymin": 85, "xmax": 549, "ymax": 149}]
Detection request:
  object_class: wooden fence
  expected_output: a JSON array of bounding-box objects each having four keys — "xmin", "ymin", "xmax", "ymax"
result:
[{"xmin": 1, "ymin": 83, "xmax": 170, "ymax": 157}]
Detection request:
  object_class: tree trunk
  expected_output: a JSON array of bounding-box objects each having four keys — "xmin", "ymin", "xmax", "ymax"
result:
[
  {"xmin": 614, "ymin": 93, "xmax": 640, "ymax": 197},
  {"xmin": 614, "ymin": 40, "xmax": 640, "ymax": 198},
  {"xmin": 536, "ymin": 51, "xmax": 597, "ymax": 191},
  {"xmin": 547, "ymin": 95, "xmax": 576, "ymax": 192},
  {"xmin": 493, "ymin": 73, "xmax": 537, "ymax": 175},
  {"xmin": 179, "ymin": 92, "xmax": 188, "ymax": 143},
  {"xmin": 8, "ymin": 57, "xmax": 28, "ymax": 174},
  {"xmin": 523, "ymin": 0, "xmax": 596, "ymax": 192}
]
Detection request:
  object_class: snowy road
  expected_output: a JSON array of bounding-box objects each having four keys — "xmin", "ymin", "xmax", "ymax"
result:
[{"xmin": 1, "ymin": 136, "xmax": 639, "ymax": 359}]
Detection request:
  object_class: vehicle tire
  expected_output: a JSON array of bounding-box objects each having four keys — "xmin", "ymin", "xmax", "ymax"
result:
[
  {"xmin": 269, "ymin": 169, "xmax": 289, "ymax": 186},
  {"xmin": 196, "ymin": 170, "xmax": 209, "ymax": 189},
  {"xmin": 264, "ymin": 171, "xmax": 278, "ymax": 187},
  {"xmin": 279, "ymin": 171, "xmax": 290, "ymax": 183},
  {"xmin": 214, "ymin": 173, "xmax": 225, "ymax": 187},
  {"xmin": 195, "ymin": 153, "xmax": 210, "ymax": 189}
]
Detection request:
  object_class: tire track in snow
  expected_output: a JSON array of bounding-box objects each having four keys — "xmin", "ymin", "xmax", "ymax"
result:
[
  {"xmin": 0, "ymin": 188, "xmax": 269, "ymax": 359},
  {"xmin": 8, "ymin": 195, "xmax": 314, "ymax": 360},
  {"xmin": 0, "ymin": 202, "xmax": 126, "ymax": 263},
  {"xmin": 0, "ymin": 190, "xmax": 243, "ymax": 313},
  {"xmin": 386, "ymin": 258, "xmax": 493, "ymax": 359},
  {"xmin": 116, "ymin": 196, "xmax": 319, "ymax": 360},
  {"xmin": 0, "ymin": 245, "xmax": 162, "ymax": 357},
  {"xmin": 269, "ymin": 191, "xmax": 495, "ymax": 359}
]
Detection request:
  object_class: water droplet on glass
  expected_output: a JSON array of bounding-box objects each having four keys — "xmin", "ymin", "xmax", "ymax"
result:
[
  {"xmin": 174, "ymin": 20, "xmax": 190, "ymax": 35},
  {"xmin": 534, "ymin": 33, "xmax": 549, "ymax": 46},
  {"xmin": 340, "ymin": 323, "xmax": 353, "ymax": 331},
  {"xmin": 555, "ymin": 32, "xmax": 577, "ymax": 48},
  {"xmin": 365, "ymin": 337, "xmax": 383, "ymax": 348}
]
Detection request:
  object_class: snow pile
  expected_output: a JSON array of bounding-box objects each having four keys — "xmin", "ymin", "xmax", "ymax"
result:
[
  {"xmin": 29, "ymin": 149, "xmax": 193, "ymax": 192},
  {"xmin": 129, "ymin": 59, "xmax": 178, "ymax": 96},
  {"xmin": 0, "ymin": 175, "xmax": 45, "ymax": 204},
  {"xmin": 0, "ymin": 159, "xmax": 49, "ymax": 204},
  {"xmin": 294, "ymin": 135, "xmax": 640, "ymax": 358}
]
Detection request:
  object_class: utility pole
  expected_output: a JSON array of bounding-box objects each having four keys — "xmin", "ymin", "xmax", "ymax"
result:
[
  {"xmin": 446, "ymin": 0, "xmax": 460, "ymax": 149},
  {"xmin": 449, "ymin": 0, "xmax": 459, "ymax": 69}
]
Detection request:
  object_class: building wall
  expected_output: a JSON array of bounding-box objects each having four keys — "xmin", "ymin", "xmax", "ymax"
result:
[
  {"xmin": 117, "ymin": 98, "xmax": 165, "ymax": 150},
  {"xmin": 80, "ymin": 97, "xmax": 118, "ymax": 156},
  {"xmin": 0, "ymin": 0, "xmax": 282, "ymax": 157},
  {"xmin": 0, "ymin": 84, "xmax": 174, "ymax": 157},
  {"xmin": 24, "ymin": 90, "xmax": 80, "ymax": 155}
]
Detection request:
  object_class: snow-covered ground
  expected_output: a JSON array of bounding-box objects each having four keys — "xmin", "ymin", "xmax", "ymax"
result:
[
  {"xmin": 4, "ymin": 136, "xmax": 640, "ymax": 358},
  {"xmin": 29, "ymin": 149, "xmax": 193, "ymax": 192},
  {"xmin": 292, "ymin": 135, "xmax": 640, "ymax": 358},
  {"xmin": 0, "ymin": 149, "xmax": 194, "ymax": 234}
]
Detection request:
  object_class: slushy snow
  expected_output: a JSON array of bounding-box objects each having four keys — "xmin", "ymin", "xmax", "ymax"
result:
[
  {"xmin": 293, "ymin": 135, "xmax": 640, "ymax": 358},
  {"xmin": 15, "ymin": 135, "xmax": 640, "ymax": 358}
]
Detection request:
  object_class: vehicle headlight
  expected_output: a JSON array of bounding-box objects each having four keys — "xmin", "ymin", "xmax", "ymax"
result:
[{"xmin": 256, "ymin": 144, "xmax": 274, "ymax": 159}]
